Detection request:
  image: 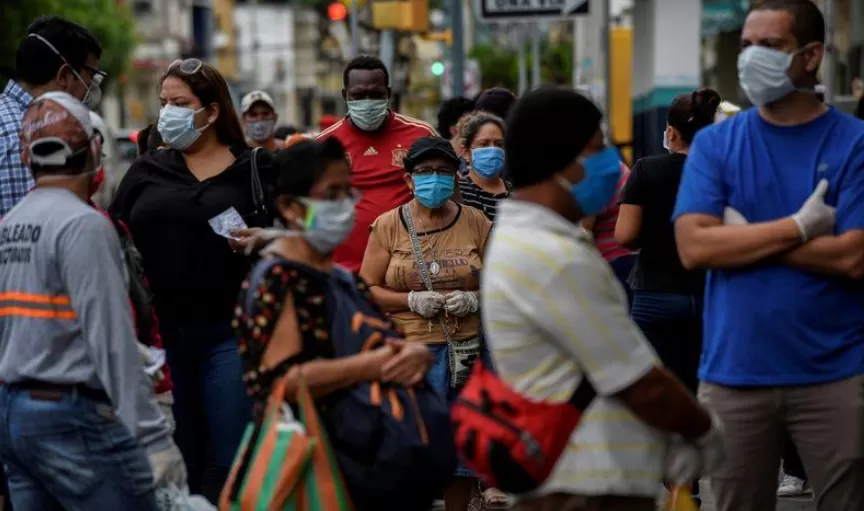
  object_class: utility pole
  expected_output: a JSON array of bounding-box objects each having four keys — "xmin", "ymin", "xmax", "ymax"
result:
[
  {"xmin": 530, "ymin": 23, "xmax": 541, "ymax": 89},
  {"xmin": 601, "ymin": 0, "xmax": 611, "ymax": 120},
  {"xmin": 823, "ymin": 0, "xmax": 836, "ymax": 104},
  {"xmin": 250, "ymin": 0, "xmax": 260, "ymax": 83},
  {"xmin": 517, "ymin": 25, "xmax": 527, "ymax": 96},
  {"xmin": 379, "ymin": 30, "xmax": 395, "ymax": 74},
  {"xmin": 450, "ymin": 0, "xmax": 465, "ymax": 98},
  {"xmin": 350, "ymin": 0, "xmax": 359, "ymax": 57}
]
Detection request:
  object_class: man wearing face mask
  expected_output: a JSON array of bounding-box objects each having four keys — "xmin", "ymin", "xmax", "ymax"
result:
[
  {"xmin": 0, "ymin": 92, "xmax": 161, "ymax": 510},
  {"xmin": 0, "ymin": 16, "xmax": 103, "ymax": 217},
  {"xmin": 316, "ymin": 55, "xmax": 437, "ymax": 272},
  {"xmin": 674, "ymin": 1, "xmax": 864, "ymax": 510},
  {"xmin": 483, "ymin": 86, "xmax": 724, "ymax": 511},
  {"xmin": 241, "ymin": 90, "xmax": 282, "ymax": 151}
]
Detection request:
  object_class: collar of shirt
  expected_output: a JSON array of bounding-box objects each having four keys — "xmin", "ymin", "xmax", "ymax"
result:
[
  {"xmin": 497, "ymin": 200, "xmax": 592, "ymax": 242},
  {"xmin": 2, "ymin": 80, "xmax": 33, "ymax": 110}
]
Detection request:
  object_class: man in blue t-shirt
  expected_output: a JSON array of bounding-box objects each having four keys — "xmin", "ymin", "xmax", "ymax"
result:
[{"xmin": 673, "ymin": 1, "xmax": 864, "ymax": 510}]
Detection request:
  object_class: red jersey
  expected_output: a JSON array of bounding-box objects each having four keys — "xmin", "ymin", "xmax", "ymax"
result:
[
  {"xmin": 316, "ymin": 112, "xmax": 437, "ymax": 271},
  {"xmin": 593, "ymin": 163, "xmax": 637, "ymax": 263}
]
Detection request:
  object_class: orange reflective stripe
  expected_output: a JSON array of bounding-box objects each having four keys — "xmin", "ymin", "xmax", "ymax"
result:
[
  {"xmin": 0, "ymin": 307, "xmax": 77, "ymax": 320},
  {"xmin": 0, "ymin": 292, "xmax": 71, "ymax": 305}
]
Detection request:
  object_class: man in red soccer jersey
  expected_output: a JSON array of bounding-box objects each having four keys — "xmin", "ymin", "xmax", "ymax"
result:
[{"xmin": 316, "ymin": 55, "xmax": 437, "ymax": 271}]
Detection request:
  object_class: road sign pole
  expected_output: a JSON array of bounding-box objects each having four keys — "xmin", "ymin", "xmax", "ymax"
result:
[
  {"xmin": 380, "ymin": 30, "xmax": 395, "ymax": 74},
  {"xmin": 531, "ymin": 23, "xmax": 541, "ymax": 89},
  {"xmin": 517, "ymin": 25, "xmax": 527, "ymax": 96},
  {"xmin": 601, "ymin": 0, "xmax": 610, "ymax": 118},
  {"xmin": 450, "ymin": 0, "xmax": 465, "ymax": 98}
]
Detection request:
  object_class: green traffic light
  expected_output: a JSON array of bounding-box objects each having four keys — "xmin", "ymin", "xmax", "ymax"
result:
[{"xmin": 431, "ymin": 62, "xmax": 445, "ymax": 76}]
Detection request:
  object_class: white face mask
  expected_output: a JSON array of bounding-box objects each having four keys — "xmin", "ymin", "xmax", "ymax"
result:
[
  {"xmin": 662, "ymin": 129, "xmax": 670, "ymax": 152},
  {"xmin": 738, "ymin": 45, "xmax": 807, "ymax": 106}
]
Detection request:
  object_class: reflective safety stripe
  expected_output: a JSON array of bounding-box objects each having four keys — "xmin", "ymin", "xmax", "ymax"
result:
[{"xmin": 0, "ymin": 292, "xmax": 76, "ymax": 320}]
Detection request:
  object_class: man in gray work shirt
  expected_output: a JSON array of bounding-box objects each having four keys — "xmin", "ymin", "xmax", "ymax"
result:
[{"xmin": 0, "ymin": 92, "xmax": 161, "ymax": 510}]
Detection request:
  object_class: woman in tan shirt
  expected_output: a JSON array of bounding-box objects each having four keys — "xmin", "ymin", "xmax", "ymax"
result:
[{"xmin": 361, "ymin": 136, "xmax": 492, "ymax": 511}]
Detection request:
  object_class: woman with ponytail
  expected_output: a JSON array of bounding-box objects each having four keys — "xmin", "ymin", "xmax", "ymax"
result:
[{"xmin": 614, "ymin": 88, "xmax": 722, "ymax": 507}]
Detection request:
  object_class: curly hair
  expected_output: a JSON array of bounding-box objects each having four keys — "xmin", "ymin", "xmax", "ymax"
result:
[{"xmin": 458, "ymin": 111, "xmax": 505, "ymax": 152}]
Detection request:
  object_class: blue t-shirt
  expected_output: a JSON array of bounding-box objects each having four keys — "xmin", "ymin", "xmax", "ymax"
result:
[{"xmin": 673, "ymin": 107, "xmax": 864, "ymax": 386}]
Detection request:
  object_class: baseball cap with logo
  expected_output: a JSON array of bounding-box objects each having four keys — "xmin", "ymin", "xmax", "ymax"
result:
[
  {"xmin": 241, "ymin": 91, "xmax": 276, "ymax": 115},
  {"xmin": 20, "ymin": 91, "xmax": 101, "ymax": 175}
]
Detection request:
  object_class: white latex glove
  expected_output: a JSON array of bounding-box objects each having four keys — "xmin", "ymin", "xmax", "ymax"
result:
[
  {"xmin": 791, "ymin": 179, "xmax": 836, "ymax": 241},
  {"xmin": 149, "ymin": 442, "xmax": 187, "ymax": 488},
  {"xmin": 665, "ymin": 436, "xmax": 703, "ymax": 485},
  {"xmin": 408, "ymin": 290, "xmax": 446, "ymax": 318},
  {"xmin": 444, "ymin": 291, "xmax": 479, "ymax": 317},
  {"xmin": 693, "ymin": 411, "xmax": 726, "ymax": 476},
  {"xmin": 723, "ymin": 207, "xmax": 748, "ymax": 225}
]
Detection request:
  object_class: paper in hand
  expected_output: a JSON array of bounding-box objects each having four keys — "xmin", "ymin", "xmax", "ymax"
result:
[{"xmin": 208, "ymin": 207, "xmax": 248, "ymax": 239}]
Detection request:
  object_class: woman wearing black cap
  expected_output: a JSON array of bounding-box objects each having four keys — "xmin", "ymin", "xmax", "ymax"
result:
[{"xmin": 361, "ymin": 136, "xmax": 493, "ymax": 511}]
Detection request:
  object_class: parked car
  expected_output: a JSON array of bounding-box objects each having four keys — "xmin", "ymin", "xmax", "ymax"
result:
[
  {"xmin": 115, "ymin": 128, "xmax": 141, "ymax": 163},
  {"xmin": 89, "ymin": 113, "xmax": 131, "ymax": 209}
]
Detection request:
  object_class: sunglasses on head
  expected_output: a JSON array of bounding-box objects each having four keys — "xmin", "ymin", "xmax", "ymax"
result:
[{"xmin": 167, "ymin": 58, "xmax": 204, "ymax": 75}]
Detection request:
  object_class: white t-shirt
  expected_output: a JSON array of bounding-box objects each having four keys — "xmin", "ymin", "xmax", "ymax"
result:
[{"xmin": 482, "ymin": 200, "xmax": 666, "ymax": 498}]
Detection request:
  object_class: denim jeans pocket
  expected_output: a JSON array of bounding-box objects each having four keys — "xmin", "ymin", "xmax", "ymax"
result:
[
  {"xmin": 23, "ymin": 426, "xmax": 101, "ymax": 499},
  {"xmin": 81, "ymin": 409, "xmax": 155, "ymax": 497}
]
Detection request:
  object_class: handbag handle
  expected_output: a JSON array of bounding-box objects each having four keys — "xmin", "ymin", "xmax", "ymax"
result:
[{"xmin": 250, "ymin": 147, "xmax": 267, "ymax": 215}]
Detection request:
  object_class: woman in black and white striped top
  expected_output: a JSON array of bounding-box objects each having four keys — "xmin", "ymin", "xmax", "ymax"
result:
[{"xmin": 457, "ymin": 112, "xmax": 511, "ymax": 222}]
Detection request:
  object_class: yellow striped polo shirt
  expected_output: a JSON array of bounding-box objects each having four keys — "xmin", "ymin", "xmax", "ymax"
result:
[{"xmin": 481, "ymin": 199, "xmax": 666, "ymax": 498}]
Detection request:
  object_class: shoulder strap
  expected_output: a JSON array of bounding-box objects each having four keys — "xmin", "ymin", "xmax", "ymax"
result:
[
  {"xmin": 568, "ymin": 376, "xmax": 596, "ymax": 410},
  {"xmin": 250, "ymin": 147, "xmax": 267, "ymax": 215},
  {"xmin": 244, "ymin": 256, "xmax": 285, "ymax": 314},
  {"xmin": 400, "ymin": 204, "xmax": 452, "ymax": 343}
]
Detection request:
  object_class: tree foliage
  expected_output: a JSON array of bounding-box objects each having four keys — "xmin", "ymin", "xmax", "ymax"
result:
[
  {"xmin": 470, "ymin": 38, "xmax": 574, "ymax": 91},
  {"xmin": 0, "ymin": 0, "xmax": 137, "ymax": 83}
]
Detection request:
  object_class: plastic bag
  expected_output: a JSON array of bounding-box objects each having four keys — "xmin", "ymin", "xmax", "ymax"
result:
[{"xmin": 208, "ymin": 207, "xmax": 248, "ymax": 240}]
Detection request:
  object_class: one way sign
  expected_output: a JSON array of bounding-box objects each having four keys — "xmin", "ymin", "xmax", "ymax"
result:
[{"xmin": 477, "ymin": 0, "xmax": 589, "ymax": 22}]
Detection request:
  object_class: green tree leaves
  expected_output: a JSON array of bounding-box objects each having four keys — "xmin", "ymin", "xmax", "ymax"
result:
[
  {"xmin": 469, "ymin": 38, "xmax": 574, "ymax": 90},
  {"xmin": 0, "ymin": 0, "xmax": 137, "ymax": 83}
]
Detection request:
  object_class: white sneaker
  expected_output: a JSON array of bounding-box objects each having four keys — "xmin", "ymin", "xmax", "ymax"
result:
[{"xmin": 777, "ymin": 475, "xmax": 812, "ymax": 497}]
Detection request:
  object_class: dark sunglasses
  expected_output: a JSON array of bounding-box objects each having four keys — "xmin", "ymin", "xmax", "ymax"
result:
[{"xmin": 167, "ymin": 58, "xmax": 204, "ymax": 75}]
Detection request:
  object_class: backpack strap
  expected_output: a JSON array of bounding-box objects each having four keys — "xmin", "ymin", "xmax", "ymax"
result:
[{"xmin": 567, "ymin": 376, "xmax": 596, "ymax": 411}]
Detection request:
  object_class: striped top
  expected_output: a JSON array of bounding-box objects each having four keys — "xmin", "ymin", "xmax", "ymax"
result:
[
  {"xmin": 458, "ymin": 175, "xmax": 511, "ymax": 221},
  {"xmin": 482, "ymin": 200, "xmax": 665, "ymax": 498},
  {"xmin": 592, "ymin": 163, "xmax": 636, "ymax": 262}
]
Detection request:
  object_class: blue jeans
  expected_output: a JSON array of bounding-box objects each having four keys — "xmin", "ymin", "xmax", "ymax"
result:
[
  {"xmin": 162, "ymin": 321, "xmax": 252, "ymax": 503},
  {"xmin": 609, "ymin": 254, "xmax": 636, "ymax": 308},
  {"xmin": 0, "ymin": 385, "xmax": 158, "ymax": 511},
  {"xmin": 630, "ymin": 291, "xmax": 703, "ymax": 501}
]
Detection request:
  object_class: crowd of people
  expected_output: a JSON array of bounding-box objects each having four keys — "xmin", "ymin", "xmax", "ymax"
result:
[{"xmin": 0, "ymin": 0, "xmax": 862, "ymax": 510}]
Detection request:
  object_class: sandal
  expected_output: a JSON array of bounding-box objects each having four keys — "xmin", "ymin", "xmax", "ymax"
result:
[{"xmin": 482, "ymin": 487, "xmax": 510, "ymax": 509}]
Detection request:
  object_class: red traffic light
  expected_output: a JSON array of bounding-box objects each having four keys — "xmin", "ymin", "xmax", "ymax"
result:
[{"xmin": 327, "ymin": 2, "xmax": 347, "ymax": 21}]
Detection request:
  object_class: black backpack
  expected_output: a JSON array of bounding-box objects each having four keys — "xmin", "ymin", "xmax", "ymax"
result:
[{"xmin": 108, "ymin": 215, "xmax": 155, "ymax": 345}]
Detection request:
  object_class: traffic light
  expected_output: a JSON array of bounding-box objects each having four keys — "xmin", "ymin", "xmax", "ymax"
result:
[
  {"xmin": 327, "ymin": 2, "xmax": 347, "ymax": 21},
  {"xmin": 430, "ymin": 61, "xmax": 445, "ymax": 76}
]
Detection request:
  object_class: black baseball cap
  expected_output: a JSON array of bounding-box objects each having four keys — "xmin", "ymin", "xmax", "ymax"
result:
[{"xmin": 403, "ymin": 136, "xmax": 460, "ymax": 173}]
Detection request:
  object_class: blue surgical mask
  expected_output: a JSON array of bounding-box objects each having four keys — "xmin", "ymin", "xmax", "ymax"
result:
[
  {"xmin": 347, "ymin": 99, "xmax": 389, "ymax": 131},
  {"xmin": 158, "ymin": 104, "xmax": 210, "ymax": 151},
  {"xmin": 557, "ymin": 147, "xmax": 621, "ymax": 217},
  {"xmin": 738, "ymin": 45, "xmax": 803, "ymax": 106},
  {"xmin": 413, "ymin": 173, "xmax": 455, "ymax": 209},
  {"xmin": 471, "ymin": 147, "xmax": 505, "ymax": 178}
]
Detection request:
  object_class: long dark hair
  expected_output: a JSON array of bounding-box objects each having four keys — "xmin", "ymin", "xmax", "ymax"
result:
[
  {"xmin": 161, "ymin": 63, "xmax": 246, "ymax": 147},
  {"xmin": 667, "ymin": 88, "xmax": 721, "ymax": 145}
]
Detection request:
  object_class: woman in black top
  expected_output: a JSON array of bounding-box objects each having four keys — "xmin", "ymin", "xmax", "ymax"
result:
[
  {"xmin": 615, "ymin": 88, "xmax": 720, "ymax": 506},
  {"xmin": 110, "ymin": 59, "xmax": 273, "ymax": 502}
]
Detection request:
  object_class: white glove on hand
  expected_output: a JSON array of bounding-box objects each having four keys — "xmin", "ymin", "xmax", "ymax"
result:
[
  {"xmin": 444, "ymin": 291, "xmax": 480, "ymax": 317},
  {"xmin": 791, "ymin": 179, "xmax": 836, "ymax": 241},
  {"xmin": 408, "ymin": 291, "xmax": 446, "ymax": 318},
  {"xmin": 723, "ymin": 207, "xmax": 748, "ymax": 225},
  {"xmin": 665, "ymin": 436, "xmax": 703, "ymax": 485},
  {"xmin": 693, "ymin": 411, "xmax": 726, "ymax": 476},
  {"xmin": 149, "ymin": 443, "xmax": 188, "ymax": 488}
]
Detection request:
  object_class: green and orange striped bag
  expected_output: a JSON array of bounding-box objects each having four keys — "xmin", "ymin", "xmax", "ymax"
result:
[{"xmin": 219, "ymin": 372, "xmax": 354, "ymax": 511}]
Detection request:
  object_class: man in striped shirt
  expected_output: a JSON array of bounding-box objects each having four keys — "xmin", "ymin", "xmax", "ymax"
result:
[
  {"xmin": 484, "ymin": 87, "xmax": 724, "ymax": 510},
  {"xmin": 316, "ymin": 55, "xmax": 436, "ymax": 271}
]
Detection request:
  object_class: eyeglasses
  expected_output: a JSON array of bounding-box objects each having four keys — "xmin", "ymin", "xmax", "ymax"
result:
[
  {"xmin": 28, "ymin": 34, "xmax": 107, "ymax": 86},
  {"xmin": 167, "ymin": 58, "xmax": 204, "ymax": 75},
  {"xmin": 413, "ymin": 166, "xmax": 457, "ymax": 176}
]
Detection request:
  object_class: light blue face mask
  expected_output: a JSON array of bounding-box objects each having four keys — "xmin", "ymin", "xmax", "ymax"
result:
[
  {"xmin": 157, "ymin": 104, "xmax": 210, "ymax": 151},
  {"xmin": 346, "ymin": 99, "xmax": 389, "ymax": 131},
  {"xmin": 471, "ymin": 147, "xmax": 505, "ymax": 178},
  {"xmin": 413, "ymin": 173, "xmax": 455, "ymax": 209},
  {"xmin": 738, "ymin": 45, "xmax": 808, "ymax": 106},
  {"xmin": 557, "ymin": 147, "xmax": 621, "ymax": 217}
]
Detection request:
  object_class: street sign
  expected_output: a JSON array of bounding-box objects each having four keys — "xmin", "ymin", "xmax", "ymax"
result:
[
  {"xmin": 477, "ymin": 0, "xmax": 588, "ymax": 22},
  {"xmin": 441, "ymin": 59, "xmax": 481, "ymax": 99}
]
